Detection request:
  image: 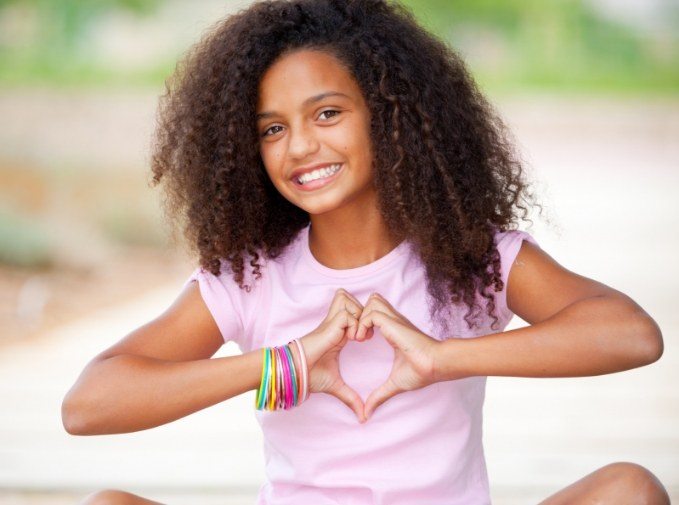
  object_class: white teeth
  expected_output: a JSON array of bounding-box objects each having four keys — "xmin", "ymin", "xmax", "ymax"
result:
[{"xmin": 296, "ymin": 163, "xmax": 342, "ymax": 185}]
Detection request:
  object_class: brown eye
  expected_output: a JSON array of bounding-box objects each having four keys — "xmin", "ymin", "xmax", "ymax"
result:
[
  {"xmin": 318, "ymin": 109, "xmax": 340, "ymax": 120},
  {"xmin": 262, "ymin": 125, "xmax": 283, "ymax": 137}
]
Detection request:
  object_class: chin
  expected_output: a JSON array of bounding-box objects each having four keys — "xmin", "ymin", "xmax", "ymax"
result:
[{"xmin": 297, "ymin": 194, "xmax": 348, "ymax": 215}]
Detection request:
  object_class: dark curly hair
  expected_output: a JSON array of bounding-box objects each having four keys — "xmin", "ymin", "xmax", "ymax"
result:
[{"xmin": 149, "ymin": 0, "xmax": 545, "ymax": 334}]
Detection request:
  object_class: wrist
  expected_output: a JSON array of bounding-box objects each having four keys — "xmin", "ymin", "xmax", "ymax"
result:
[
  {"xmin": 299, "ymin": 332, "xmax": 321, "ymax": 368},
  {"xmin": 435, "ymin": 337, "xmax": 470, "ymax": 381}
]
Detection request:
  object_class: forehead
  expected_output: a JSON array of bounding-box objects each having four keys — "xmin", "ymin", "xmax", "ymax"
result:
[{"xmin": 257, "ymin": 49, "xmax": 359, "ymax": 108}]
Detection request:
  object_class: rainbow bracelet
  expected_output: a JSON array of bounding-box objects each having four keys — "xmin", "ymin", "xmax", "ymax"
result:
[{"xmin": 255, "ymin": 339, "xmax": 308, "ymax": 411}]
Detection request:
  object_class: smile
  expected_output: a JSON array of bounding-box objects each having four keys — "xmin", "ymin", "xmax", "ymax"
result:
[{"xmin": 291, "ymin": 163, "xmax": 344, "ymax": 191}]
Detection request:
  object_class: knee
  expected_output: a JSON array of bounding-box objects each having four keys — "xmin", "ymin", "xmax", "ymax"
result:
[
  {"xmin": 600, "ymin": 462, "xmax": 670, "ymax": 504},
  {"xmin": 79, "ymin": 489, "xmax": 139, "ymax": 505}
]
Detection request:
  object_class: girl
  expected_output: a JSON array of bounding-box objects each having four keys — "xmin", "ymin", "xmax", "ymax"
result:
[{"xmin": 62, "ymin": 1, "xmax": 670, "ymax": 504}]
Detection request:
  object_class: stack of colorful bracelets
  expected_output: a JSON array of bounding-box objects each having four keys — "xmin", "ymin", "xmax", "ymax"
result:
[{"xmin": 255, "ymin": 338, "xmax": 309, "ymax": 411}]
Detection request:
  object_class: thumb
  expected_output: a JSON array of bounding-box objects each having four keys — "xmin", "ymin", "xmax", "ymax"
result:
[
  {"xmin": 330, "ymin": 382, "xmax": 367, "ymax": 424},
  {"xmin": 364, "ymin": 379, "xmax": 399, "ymax": 420}
]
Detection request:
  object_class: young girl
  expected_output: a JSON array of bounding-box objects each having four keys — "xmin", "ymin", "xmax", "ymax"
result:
[{"xmin": 63, "ymin": 1, "xmax": 670, "ymax": 504}]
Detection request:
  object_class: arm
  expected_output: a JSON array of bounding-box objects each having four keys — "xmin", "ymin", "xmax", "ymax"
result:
[
  {"xmin": 66, "ymin": 351, "xmax": 264, "ymax": 436},
  {"xmin": 61, "ymin": 281, "xmax": 304, "ymax": 435},
  {"xmin": 435, "ymin": 240, "xmax": 663, "ymax": 380}
]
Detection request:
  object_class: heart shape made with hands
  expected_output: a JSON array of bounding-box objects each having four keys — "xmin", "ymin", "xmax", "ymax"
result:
[{"xmin": 335, "ymin": 291, "xmax": 441, "ymax": 422}]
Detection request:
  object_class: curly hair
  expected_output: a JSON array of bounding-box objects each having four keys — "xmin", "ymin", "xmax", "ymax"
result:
[{"xmin": 150, "ymin": 0, "xmax": 545, "ymax": 333}]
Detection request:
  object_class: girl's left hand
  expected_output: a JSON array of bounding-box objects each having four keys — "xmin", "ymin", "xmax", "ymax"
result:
[{"xmin": 350, "ymin": 292, "xmax": 441, "ymax": 420}]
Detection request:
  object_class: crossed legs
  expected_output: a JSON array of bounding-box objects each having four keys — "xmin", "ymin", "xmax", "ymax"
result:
[{"xmin": 78, "ymin": 461, "xmax": 670, "ymax": 505}]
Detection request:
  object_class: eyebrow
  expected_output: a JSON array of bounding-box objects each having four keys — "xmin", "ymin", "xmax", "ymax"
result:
[{"xmin": 256, "ymin": 91, "xmax": 351, "ymax": 121}]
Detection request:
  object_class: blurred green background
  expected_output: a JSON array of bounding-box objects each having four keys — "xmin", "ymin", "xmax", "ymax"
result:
[
  {"xmin": 0, "ymin": 0, "xmax": 677, "ymax": 91},
  {"xmin": 406, "ymin": 0, "xmax": 679, "ymax": 95}
]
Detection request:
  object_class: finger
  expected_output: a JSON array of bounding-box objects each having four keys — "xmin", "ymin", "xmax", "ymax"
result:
[
  {"xmin": 330, "ymin": 289, "xmax": 363, "ymax": 320},
  {"xmin": 331, "ymin": 306, "xmax": 363, "ymax": 345},
  {"xmin": 356, "ymin": 305, "xmax": 387, "ymax": 342},
  {"xmin": 355, "ymin": 307, "xmax": 372, "ymax": 342},
  {"xmin": 340, "ymin": 289, "xmax": 364, "ymax": 312},
  {"xmin": 359, "ymin": 310, "xmax": 404, "ymax": 347},
  {"xmin": 344, "ymin": 306, "xmax": 360, "ymax": 341},
  {"xmin": 364, "ymin": 379, "xmax": 399, "ymax": 420},
  {"xmin": 337, "ymin": 288, "xmax": 363, "ymax": 313},
  {"xmin": 323, "ymin": 308, "xmax": 356, "ymax": 345},
  {"xmin": 369, "ymin": 291, "xmax": 389, "ymax": 304},
  {"xmin": 363, "ymin": 293, "xmax": 397, "ymax": 319},
  {"xmin": 331, "ymin": 381, "xmax": 368, "ymax": 424},
  {"xmin": 369, "ymin": 292, "xmax": 416, "ymax": 329}
]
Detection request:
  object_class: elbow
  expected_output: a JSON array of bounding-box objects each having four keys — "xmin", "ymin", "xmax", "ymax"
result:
[
  {"xmin": 61, "ymin": 398, "xmax": 83, "ymax": 435},
  {"xmin": 644, "ymin": 336, "xmax": 663, "ymax": 365},
  {"xmin": 61, "ymin": 392, "xmax": 93, "ymax": 436},
  {"xmin": 635, "ymin": 315, "xmax": 664, "ymax": 365},
  {"xmin": 61, "ymin": 406, "xmax": 80, "ymax": 436},
  {"xmin": 61, "ymin": 357, "xmax": 111, "ymax": 435}
]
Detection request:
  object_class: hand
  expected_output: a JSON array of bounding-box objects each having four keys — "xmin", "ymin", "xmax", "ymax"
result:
[
  {"xmin": 350, "ymin": 292, "xmax": 440, "ymax": 420},
  {"xmin": 298, "ymin": 289, "xmax": 367, "ymax": 423}
]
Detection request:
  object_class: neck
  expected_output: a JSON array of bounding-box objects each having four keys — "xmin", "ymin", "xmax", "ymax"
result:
[{"xmin": 307, "ymin": 207, "xmax": 403, "ymax": 270}]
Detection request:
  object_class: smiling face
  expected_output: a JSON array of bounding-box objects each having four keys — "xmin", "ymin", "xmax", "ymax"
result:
[{"xmin": 256, "ymin": 48, "xmax": 375, "ymax": 216}]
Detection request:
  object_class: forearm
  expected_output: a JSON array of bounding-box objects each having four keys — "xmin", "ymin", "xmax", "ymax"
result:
[
  {"xmin": 63, "ymin": 350, "xmax": 264, "ymax": 435},
  {"xmin": 436, "ymin": 294, "xmax": 662, "ymax": 380}
]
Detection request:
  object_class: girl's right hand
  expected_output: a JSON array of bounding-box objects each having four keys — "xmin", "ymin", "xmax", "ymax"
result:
[{"xmin": 297, "ymin": 288, "xmax": 369, "ymax": 423}]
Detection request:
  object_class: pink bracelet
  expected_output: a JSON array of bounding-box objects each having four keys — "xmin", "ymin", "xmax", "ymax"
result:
[
  {"xmin": 274, "ymin": 346, "xmax": 283, "ymax": 410},
  {"xmin": 281, "ymin": 345, "xmax": 294, "ymax": 409},
  {"xmin": 291, "ymin": 338, "xmax": 309, "ymax": 403},
  {"xmin": 276, "ymin": 345, "xmax": 293, "ymax": 409}
]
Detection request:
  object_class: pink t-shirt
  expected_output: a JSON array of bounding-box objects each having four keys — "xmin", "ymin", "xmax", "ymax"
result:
[{"xmin": 183, "ymin": 223, "xmax": 539, "ymax": 505}]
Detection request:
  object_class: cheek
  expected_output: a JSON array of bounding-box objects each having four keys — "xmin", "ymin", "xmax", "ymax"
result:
[
  {"xmin": 342, "ymin": 125, "xmax": 373, "ymax": 169},
  {"xmin": 260, "ymin": 145, "xmax": 283, "ymax": 175},
  {"xmin": 333, "ymin": 122, "xmax": 372, "ymax": 157}
]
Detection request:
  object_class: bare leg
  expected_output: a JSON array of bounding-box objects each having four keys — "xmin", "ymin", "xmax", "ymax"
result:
[
  {"xmin": 78, "ymin": 489, "xmax": 166, "ymax": 505},
  {"xmin": 538, "ymin": 461, "xmax": 670, "ymax": 505}
]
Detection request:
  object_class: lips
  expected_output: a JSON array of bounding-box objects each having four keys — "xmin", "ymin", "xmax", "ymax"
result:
[
  {"xmin": 291, "ymin": 163, "xmax": 344, "ymax": 191},
  {"xmin": 289, "ymin": 162, "xmax": 344, "ymax": 182}
]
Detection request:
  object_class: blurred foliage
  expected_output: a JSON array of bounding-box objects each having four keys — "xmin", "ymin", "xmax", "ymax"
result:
[
  {"xmin": 94, "ymin": 199, "xmax": 170, "ymax": 248},
  {"xmin": 0, "ymin": 0, "xmax": 161, "ymax": 49},
  {"xmin": 402, "ymin": 0, "xmax": 679, "ymax": 94},
  {"xmin": 0, "ymin": 205, "xmax": 52, "ymax": 268},
  {"xmin": 0, "ymin": 0, "xmax": 677, "ymax": 92},
  {"xmin": 0, "ymin": 0, "xmax": 163, "ymax": 87},
  {"xmin": 0, "ymin": 166, "xmax": 170, "ymax": 267}
]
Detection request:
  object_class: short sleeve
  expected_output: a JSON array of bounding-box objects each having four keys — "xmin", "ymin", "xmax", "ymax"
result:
[
  {"xmin": 181, "ymin": 264, "xmax": 249, "ymax": 348},
  {"xmin": 493, "ymin": 228, "xmax": 541, "ymax": 326}
]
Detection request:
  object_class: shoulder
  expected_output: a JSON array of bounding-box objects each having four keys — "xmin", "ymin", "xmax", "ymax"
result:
[
  {"xmin": 499, "ymin": 229, "xmax": 616, "ymax": 325},
  {"xmin": 184, "ymin": 257, "xmax": 266, "ymax": 296},
  {"xmin": 182, "ymin": 256, "xmax": 268, "ymax": 347},
  {"xmin": 483, "ymin": 228, "xmax": 540, "ymax": 328},
  {"xmin": 493, "ymin": 228, "xmax": 541, "ymax": 289}
]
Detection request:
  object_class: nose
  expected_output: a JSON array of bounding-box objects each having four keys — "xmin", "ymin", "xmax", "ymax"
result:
[{"xmin": 287, "ymin": 122, "xmax": 320, "ymax": 160}]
